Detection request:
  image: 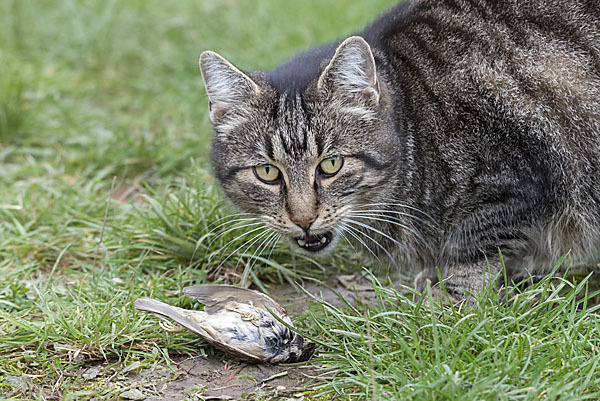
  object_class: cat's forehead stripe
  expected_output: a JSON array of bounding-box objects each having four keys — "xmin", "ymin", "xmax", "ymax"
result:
[{"xmin": 269, "ymin": 93, "xmax": 318, "ymax": 160}]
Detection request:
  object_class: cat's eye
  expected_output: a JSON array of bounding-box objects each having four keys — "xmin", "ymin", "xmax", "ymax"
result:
[
  {"xmin": 319, "ymin": 156, "xmax": 344, "ymax": 176},
  {"xmin": 253, "ymin": 164, "xmax": 281, "ymax": 184}
]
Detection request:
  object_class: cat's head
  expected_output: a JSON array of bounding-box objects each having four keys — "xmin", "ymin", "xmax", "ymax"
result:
[{"xmin": 200, "ymin": 36, "xmax": 400, "ymax": 254}]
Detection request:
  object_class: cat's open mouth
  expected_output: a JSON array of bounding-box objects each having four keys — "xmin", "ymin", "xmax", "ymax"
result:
[{"xmin": 295, "ymin": 231, "xmax": 333, "ymax": 252}]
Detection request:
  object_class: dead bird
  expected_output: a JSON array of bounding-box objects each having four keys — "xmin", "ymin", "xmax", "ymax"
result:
[{"xmin": 134, "ymin": 285, "xmax": 317, "ymax": 364}]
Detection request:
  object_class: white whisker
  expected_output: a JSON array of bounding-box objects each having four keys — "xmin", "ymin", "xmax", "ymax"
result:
[
  {"xmin": 344, "ymin": 221, "xmax": 395, "ymax": 261},
  {"xmin": 233, "ymin": 229, "xmax": 274, "ymax": 269},
  {"xmin": 212, "ymin": 228, "xmax": 270, "ymax": 276},
  {"xmin": 332, "ymin": 226, "xmax": 359, "ymax": 254},
  {"xmin": 351, "ymin": 208, "xmax": 438, "ymax": 230},
  {"xmin": 348, "ymin": 212, "xmax": 435, "ymax": 259},
  {"xmin": 204, "ymin": 212, "xmax": 254, "ymax": 228},
  {"xmin": 206, "ymin": 220, "xmax": 265, "ymax": 247},
  {"xmin": 206, "ymin": 216, "xmax": 261, "ymax": 236},
  {"xmin": 191, "ymin": 216, "xmax": 262, "ymax": 263},
  {"xmin": 344, "ymin": 218, "xmax": 408, "ymax": 257},
  {"xmin": 265, "ymin": 233, "xmax": 282, "ymax": 261},
  {"xmin": 245, "ymin": 230, "xmax": 278, "ymax": 268},
  {"xmin": 208, "ymin": 224, "xmax": 268, "ymax": 267},
  {"xmin": 360, "ymin": 201, "xmax": 438, "ymax": 225},
  {"xmin": 241, "ymin": 232, "xmax": 280, "ymax": 286},
  {"xmin": 339, "ymin": 222, "xmax": 385, "ymax": 262}
]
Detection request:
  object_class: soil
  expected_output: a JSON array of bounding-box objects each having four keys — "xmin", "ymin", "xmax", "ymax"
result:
[{"xmin": 141, "ymin": 356, "xmax": 319, "ymax": 400}]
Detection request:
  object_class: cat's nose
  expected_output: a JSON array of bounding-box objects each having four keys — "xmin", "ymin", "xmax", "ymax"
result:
[{"xmin": 290, "ymin": 213, "xmax": 317, "ymax": 231}]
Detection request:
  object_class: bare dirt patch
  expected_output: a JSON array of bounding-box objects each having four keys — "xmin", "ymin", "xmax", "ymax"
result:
[{"xmin": 142, "ymin": 356, "xmax": 319, "ymax": 400}]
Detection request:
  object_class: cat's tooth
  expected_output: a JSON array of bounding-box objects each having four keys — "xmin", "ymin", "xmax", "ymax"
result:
[
  {"xmin": 297, "ymin": 239, "xmax": 306, "ymax": 247},
  {"xmin": 320, "ymin": 237, "xmax": 327, "ymax": 244}
]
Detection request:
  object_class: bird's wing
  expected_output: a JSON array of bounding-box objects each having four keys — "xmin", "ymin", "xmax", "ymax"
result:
[
  {"xmin": 183, "ymin": 285, "xmax": 288, "ymax": 318},
  {"xmin": 134, "ymin": 297, "xmax": 263, "ymax": 363}
]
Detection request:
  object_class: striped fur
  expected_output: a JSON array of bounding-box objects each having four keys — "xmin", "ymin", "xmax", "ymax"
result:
[{"xmin": 200, "ymin": 0, "xmax": 600, "ymax": 300}]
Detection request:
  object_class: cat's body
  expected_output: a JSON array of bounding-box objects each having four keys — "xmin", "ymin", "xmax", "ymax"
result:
[{"xmin": 200, "ymin": 0, "xmax": 600, "ymax": 300}]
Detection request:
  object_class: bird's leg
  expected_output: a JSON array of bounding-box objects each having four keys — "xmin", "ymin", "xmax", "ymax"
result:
[
  {"xmin": 226, "ymin": 307, "xmax": 256, "ymax": 321},
  {"xmin": 159, "ymin": 320, "xmax": 185, "ymax": 332}
]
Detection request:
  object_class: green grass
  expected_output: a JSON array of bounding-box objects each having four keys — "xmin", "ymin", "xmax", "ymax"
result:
[
  {"xmin": 307, "ymin": 271, "xmax": 600, "ymax": 400},
  {"xmin": 1, "ymin": 0, "xmax": 599, "ymax": 400}
]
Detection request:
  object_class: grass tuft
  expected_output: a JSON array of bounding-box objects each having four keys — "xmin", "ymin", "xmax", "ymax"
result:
[{"xmin": 0, "ymin": 53, "xmax": 34, "ymax": 143}]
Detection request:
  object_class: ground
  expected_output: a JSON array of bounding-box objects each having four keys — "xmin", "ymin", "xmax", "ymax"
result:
[{"xmin": 110, "ymin": 278, "xmax": 378, "ymax": 401}]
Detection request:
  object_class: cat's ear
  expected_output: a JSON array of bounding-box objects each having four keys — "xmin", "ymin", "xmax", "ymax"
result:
[
  {"xmin": 199, "ymin": 51, "xmax": 261, "ymax": 124},
  {"xmin": 317, "ymin": 36, "xmax": 379, "ymax": 104}
]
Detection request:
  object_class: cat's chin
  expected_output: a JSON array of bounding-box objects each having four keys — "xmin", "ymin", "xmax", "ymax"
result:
[{"xmin": 291, "ymin": 231, "xmax": 336, "ymax": 255}]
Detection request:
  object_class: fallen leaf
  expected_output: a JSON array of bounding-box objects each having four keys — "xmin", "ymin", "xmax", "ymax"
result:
[
  {"xmin": 337, "ymin": 274, "xmax": 373, "ymax": 291},
  {"xmin": 82, "ymin": 367, "xmax": 101, "ymax": 380},
  {"xmin": 121, "ymin": 388, "xmax": 145, "ymax": 400}
]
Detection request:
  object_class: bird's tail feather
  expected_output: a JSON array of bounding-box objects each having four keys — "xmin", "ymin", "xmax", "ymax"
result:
[{"xmin": 134, "ymin": 297, "xmax": 210, "ymax": 339}]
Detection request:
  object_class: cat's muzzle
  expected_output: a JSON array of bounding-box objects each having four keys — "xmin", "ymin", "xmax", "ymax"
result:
[{"xmin": 295, "ymin": 231, "xmax": 333, "ymax": 252}]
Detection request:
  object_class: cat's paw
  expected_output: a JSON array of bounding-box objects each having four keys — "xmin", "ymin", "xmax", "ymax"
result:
[{"xmin": 424, "ymin": 282, "xmax": 474, "ymax": 311}]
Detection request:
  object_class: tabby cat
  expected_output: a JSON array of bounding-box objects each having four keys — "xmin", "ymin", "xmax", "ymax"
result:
[{"xmin": 199, "ymin": 0, "xmax": 600, "ymax": 301}]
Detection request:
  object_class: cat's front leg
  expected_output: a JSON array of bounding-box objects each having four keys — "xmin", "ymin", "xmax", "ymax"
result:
[{"xmin": 414, "ymin": 259, "xmax": 502, "ymax": 305}]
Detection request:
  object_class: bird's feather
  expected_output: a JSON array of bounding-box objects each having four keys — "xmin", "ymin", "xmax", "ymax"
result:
[
  {"xmin": 183, "ymin": 285, "xmax": 289, "ymax": 322},
  {"xmin": 134, "ymin": 297, "xmax": 263, "ymax": 363}
]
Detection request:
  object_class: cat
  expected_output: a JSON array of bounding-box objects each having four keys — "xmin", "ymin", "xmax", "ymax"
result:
[{"xmin": 199, "ymin": 0, "xmax": 600, "ymax": 302}]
